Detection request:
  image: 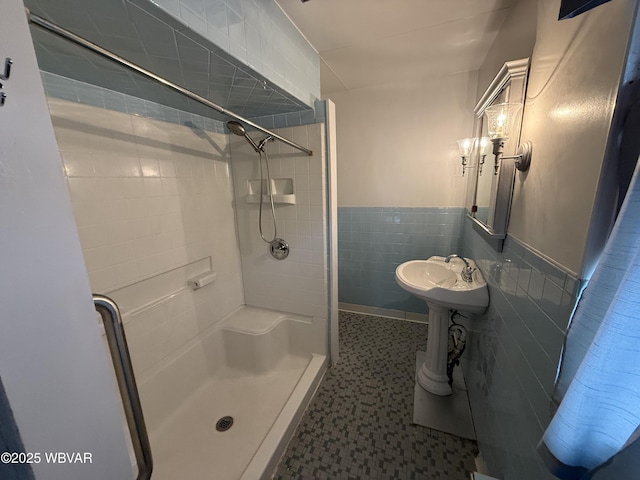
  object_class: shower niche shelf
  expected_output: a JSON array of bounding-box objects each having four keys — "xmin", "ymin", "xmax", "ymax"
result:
[{"xmin": 246, "ymin": 178, "xmax": 296, "ymax": 205}]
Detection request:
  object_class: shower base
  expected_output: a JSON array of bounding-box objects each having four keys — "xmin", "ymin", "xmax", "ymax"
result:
[{"xmin": 138, "ymin": 306, "xmax": 327, "ymax": 480}]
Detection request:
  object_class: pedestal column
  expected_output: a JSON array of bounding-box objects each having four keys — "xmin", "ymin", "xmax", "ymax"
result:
[{"xmin": 416, "ymin": 303, "xmax": 452, "ymax": 396}]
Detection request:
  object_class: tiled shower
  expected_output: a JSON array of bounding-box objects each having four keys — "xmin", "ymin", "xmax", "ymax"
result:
[
  {"xmin": 42, "ymin": 66, "xmax": 330, "ymax": 477},
  {"xmin": 22, "ymin": 0, "xmax": 337, "ymax": 474},
  {"xmin": 31, "ymin": 0, "xmax": 333, "ymax": 380}
]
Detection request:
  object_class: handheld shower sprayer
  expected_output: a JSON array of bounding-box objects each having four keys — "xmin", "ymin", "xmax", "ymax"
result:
[
  {"xmin": 226, "ymin": 120, "xmax": 261, "ymax": 152},
  {"xmin": 226, "ymin": 121, "xmax": 283, "ymax": 252}
]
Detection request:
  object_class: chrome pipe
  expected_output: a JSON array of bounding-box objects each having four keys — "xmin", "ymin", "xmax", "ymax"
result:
[
  {"xmin": 27, "ymin": 11, "xmax": 313, "ymax": 156},
  {"xmin": 93, "ymin": 295, "xmax": 153, "ymax": 480}
]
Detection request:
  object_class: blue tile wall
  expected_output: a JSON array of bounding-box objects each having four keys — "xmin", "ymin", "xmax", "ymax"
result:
[
  {"xmin": 461, "ymin": 220, "xmax": 583, "ymax": 480},
  {"xmin": 249, "ymin": 106, "xmax": 317, "ymax": 129},
  {"xmin": 41, "ymin": 72, "xmax": 227, "ymax": 133},
  {"xmin": 338, "ymin": 207, "xmax": 466, "ymax": 313},
  {"xmin": 313, "ymin": 99, "xmax": 327, "ymax": 124},
  {"xmin": 27, "ymin": 0, "xmax": 317, "ymax": 123},
  {"xmin": 41, "ymin": 71, "xmax": 323, "ymax": 147}
]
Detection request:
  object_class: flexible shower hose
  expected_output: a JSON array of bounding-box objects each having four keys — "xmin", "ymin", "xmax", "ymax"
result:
[{"xmin": 258, "ymin": 148, "xmax": 278, "ymax": 243}]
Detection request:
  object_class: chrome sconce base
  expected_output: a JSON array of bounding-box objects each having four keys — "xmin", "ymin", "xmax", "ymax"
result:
[
  {"xmin": 491, "ymin": 139, "xmax": 533, "ymax": 174},
  {"xmin": 513, "ymin": 141, "xmax": 532, "ymax": 171},
  {"xmin": 460, "ymin": 156, "xmax": 469, "ymax": 176}
]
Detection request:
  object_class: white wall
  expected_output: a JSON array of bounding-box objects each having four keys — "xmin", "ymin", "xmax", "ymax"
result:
[
  {"xmin": 327, "ymin": 71, "xmax": 478, "ymax": 207},
  {"xmin": 48, "ymin": 98, "xmax": 246, "ymax": 382},
  {"xmin": 475, "ymin": 0, "xmax": 538, "ymax": 101},
  {"xmin": 230, "ymin": 124, "xmax": 328, "ymax": 319},
  {"xmin": 509, "ymin": 0, "xmax": 637, "ymax": 276},
  {"xmin": 0, "ymin": 2, "xmax": 133, "ymax": 478}
]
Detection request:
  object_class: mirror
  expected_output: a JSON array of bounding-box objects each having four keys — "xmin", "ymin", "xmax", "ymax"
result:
[
  {"xmin": 466, "ymin": 58, "xmax": 530, "ymax": 251},
  {"xmin": 474, "ymin": 88, "xmax": 507, "ymax": 225}
]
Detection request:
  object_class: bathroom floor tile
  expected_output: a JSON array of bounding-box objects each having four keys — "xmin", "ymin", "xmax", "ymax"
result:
[{"xmin": 273, "ymin": 311, "xmax": 478, "ymax": 480}]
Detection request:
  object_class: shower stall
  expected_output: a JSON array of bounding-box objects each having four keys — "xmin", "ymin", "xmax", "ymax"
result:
[{"xmin": 21, "ymin": 1, "xmax": 337, "ymax": 479}]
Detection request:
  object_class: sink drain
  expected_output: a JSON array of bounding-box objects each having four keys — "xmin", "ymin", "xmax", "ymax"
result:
[{"xmin": 215, "ymin": 416, "xmax": 234, "ymax": 432}]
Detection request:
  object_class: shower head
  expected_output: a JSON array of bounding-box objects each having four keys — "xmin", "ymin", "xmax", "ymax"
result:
[
  {"xmin": 227, "ymin": 121, "xmax": 260, "ymax": 153},
  {"xmin": 226, "ymin": 120, "xmax": 246, "ymax": 136}
]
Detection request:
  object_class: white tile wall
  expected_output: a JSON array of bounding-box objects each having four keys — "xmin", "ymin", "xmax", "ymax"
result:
[
  {"xmin": 48, "ymin": 97, "xmax": 245, "ymax": 377},
  {"xmin": 230, "ymin": 124, "xmax": 328, "ymax": 319}
]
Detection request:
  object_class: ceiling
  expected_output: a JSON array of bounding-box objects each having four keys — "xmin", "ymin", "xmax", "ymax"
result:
[{"xmin": 276, "ymin": 0, "xmax": 517, "ymax": 95}]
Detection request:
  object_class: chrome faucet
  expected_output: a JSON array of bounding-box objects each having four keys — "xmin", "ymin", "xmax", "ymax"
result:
[
  {"xmin": 444, "ymin": 254, "xmax": 475, "ymax": 283},
  {"xmin": 445, "ymin": 254, "xmax": 469, "ymax": 267}
]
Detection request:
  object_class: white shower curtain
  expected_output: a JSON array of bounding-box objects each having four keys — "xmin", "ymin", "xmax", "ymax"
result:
[{"xmin": 540, "ymin": 156, "xmax": 640, "ymax": 479}]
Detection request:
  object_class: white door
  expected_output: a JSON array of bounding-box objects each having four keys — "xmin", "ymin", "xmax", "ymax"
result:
[{"xmin": 0, "ymin": 2, "xmax": 135, "ymax": 479}]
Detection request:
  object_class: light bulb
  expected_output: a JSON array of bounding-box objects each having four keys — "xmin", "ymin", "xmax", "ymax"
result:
[
  {"xmin": 457, "ymin": 137, "xmax": 474, "ymax": 157},
  {"xmin": 478, "ymin": 137, "xmax": 490, "ymax": 155},
  {"xmin": 484, "ymin": 103, "xmax": 522, "ymax": 140}
]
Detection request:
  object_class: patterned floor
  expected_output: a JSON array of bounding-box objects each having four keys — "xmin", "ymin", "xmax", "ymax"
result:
[{"xmin": 273, "ymin": 311, "xmax": 478, "ymax": 480}]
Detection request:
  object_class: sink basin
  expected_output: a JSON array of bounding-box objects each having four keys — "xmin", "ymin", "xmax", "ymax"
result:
[
  {"xmin": 395, "ymin": 255, "xmax": 489, "ymax": 396},
  {"xmin": 395, "ymin": 256, "xmax": 489, "ymax": 314}
]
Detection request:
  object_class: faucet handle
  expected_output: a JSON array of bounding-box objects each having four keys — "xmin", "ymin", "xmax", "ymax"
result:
[{"xmin": 462, "ymin": 266, "xmax": 476, "ymax": 283}]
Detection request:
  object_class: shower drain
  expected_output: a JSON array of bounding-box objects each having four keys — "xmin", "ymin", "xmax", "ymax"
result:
[{"xmin": 215, "ymin": 416, "xmax": 234, "ymax": 432}]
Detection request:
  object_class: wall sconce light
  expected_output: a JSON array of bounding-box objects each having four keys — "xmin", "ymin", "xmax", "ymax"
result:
[
  {"xmin": 457, "ymin": 137, "xmax": 474, "ymax": 176},
  {"xmin": 457, "ymin": 137, "xmax": 491, "ymax": 176},
  {"xmin": 484, "ymin": 102, "xmax": 532, "ymax": 174},
  {"xmin": 477, "ymin": 137, "xmax": 490, "ymax": 175}
]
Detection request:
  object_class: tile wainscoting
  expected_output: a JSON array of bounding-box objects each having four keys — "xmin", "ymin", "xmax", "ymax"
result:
[
  {"xmin": 338, "ymin": 207, "xmax": 466, "ymax": 314},
  {"xmin": 462, "ymin": 222, "xmax": 583, "ymax": 480}
]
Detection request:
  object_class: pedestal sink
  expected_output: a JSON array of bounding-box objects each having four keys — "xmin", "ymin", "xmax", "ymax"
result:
[{"xmin": 395, "ymin": 255, "xmax": 488, "ymax": 396}]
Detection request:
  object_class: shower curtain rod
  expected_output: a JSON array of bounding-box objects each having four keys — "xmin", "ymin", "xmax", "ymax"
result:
[{"xmin": 27, "ymin": 11, "xmax": 314, "ymax": 156}]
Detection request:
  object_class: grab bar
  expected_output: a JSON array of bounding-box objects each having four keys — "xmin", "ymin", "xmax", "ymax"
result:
[{"xmin": 93, "ymin": 294, "xmax": 153, "ymax": 480}]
